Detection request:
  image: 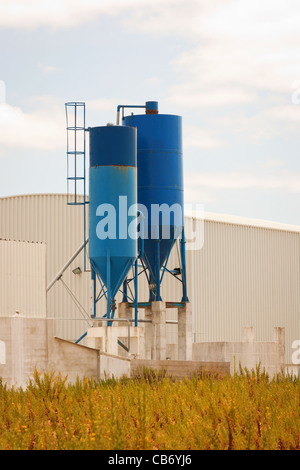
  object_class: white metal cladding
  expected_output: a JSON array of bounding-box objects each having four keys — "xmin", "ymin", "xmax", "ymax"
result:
[
  {"xmin": 0, "ymin": 194, "xmax": 90, "ymax": 340},
  {"xmin": 187, "ymin": 216, "xmax": 300, "ymax": 364},
  {"xmin": 0, "ymin": 194, "xmax": 299, "ymax": 364},
  {"xmin": 0, "ymin": 239, "xmax": 46, "ymax": 317}
]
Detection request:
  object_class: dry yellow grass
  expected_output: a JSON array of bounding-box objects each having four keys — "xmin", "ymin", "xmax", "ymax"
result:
[{"xmin": 0, "ymin": 365, "xmax": 299, "ymax": 450}]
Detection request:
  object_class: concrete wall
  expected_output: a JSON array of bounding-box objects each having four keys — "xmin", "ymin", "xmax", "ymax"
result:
[
  {"xmin": 285, "ymin": 364, "xmax": 300, "ymax": 379},
  {"xmin": 131, "ymin": 359, "xmax": 230, "ymax": 379},
  {"xmin": 0, "ymin": 316, "xmax": 130, "ymax": 388},
  {"xmin": 192, "ymin": 326, "xmax": 286, "ymax": 376},
  {"xmin": 0, "ymin": 316, "xmax": 49, "ymax": 388},
  {"xmin": 0, "ymin": 317, "xmax": 291, "ymax": 388},
  {"xmin": 99, "ymin": 352, "xmax": 131, "ymax": 380}
]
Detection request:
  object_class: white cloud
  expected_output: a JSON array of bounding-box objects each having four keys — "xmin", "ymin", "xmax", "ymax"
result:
[
  {"xmin": 208, "ymin": 103, "xmax": 300, "ymax": 142},
  {"xmin": 0, "ymin": 0, "xmax": 178, "ymax": 29},
  {"xmin": 0, "ymin": 99, "xmax": 65, "ymax": 150},
  {"xmin": 202, "ymin": 0, "xmax": 300, "ymax": 38},
  {"xmin": 168, "ymin": 85, "xmax": 257, "ymax": 108},
  {"xmin": 123, "ymin": 0, "xmax": 202, "ymax": 38},
  {"xmin": 259, "ymin": 159, "xmax": 285, "ymax": 170},
  {"xmin": 0, "ymin": 81, "xmax": 5, "ymax": 105},
  {"xmin": 87, "ymin": 97, "xmax": 120, "ymax": 112},
  {"xmin": 0, "ymin": 0, "xmax": 234, "ymax": 34},
  {"xmin": 184, "ymin": 125, "xmax": 223, "ymax": 149},
  {"xmin": 265, "ymin": 104, "xmax": 300, "ymax": 123},
  {"xmin": 1, "ymin": 0, "xmax": 300, "ymax": 150},
  {"xmin": 122, "ymin": 1, "xmax": 232, "ymax": 39},
  {"xmin": 0, "ymin": 0, "xmax": 124, "ymax": 29},
  {"xmin": 38, "ymin": 64, "xmax": 57, "ymax": 75},
  {"xmin": 185, "ymin": 168, "xmax": 300, "ymax": 194},
  {"xmin": 144, "ymin": 77, "xmax": 161, "ymax": 87},
  {"xmin": 159, "ymin": 0, "xmax": 300, "ymax": 138},
  {"xmin": 184, "ymin": 186, "xmax": 217, "ymax": 205}
]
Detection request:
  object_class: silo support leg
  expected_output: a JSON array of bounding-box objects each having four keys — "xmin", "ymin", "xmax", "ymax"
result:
[
  {"xmin": 178, "ymin": 303, "xmax": 193, "ymax": 361},
  {"xmin": 180, "ymin": 229, "xmax": 189, "ymax": 303},
  {"xmin": 155, "ymin": 241, "xmax": 162, "ymax": 301}
]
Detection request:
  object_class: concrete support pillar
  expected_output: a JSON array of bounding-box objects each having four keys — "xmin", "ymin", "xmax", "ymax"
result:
[
  {"xmin": 118, "ymin": 302, "xmax": 132, "ymax": 325},
  {"xmin": 105, "ymin": 326, "xmax": 119, "ymax": 356},
  {"xmin": 145, "ymin": 302, "xmax": 166, "ymax": 360},
  {"xmin": 178, "ymin": 303, "xmax": 193, "ymax": 361},
  {"xmin": 144, "ymin": 307, "xmax": 152, "ymax": 360},
  {"xmin": 273, "ymin": 327, "xmax": 285, "ymax": 367},
  {"xmin": 152, "ymin": 301, "xmax": 167, "ymax": 360},
  {"xmin": 11, "ymin": 316, "xmax": 24, "ymax": 388},
  {"xmin": 90, "ymin": 276, "xmax": 95, "ymax": 318}
]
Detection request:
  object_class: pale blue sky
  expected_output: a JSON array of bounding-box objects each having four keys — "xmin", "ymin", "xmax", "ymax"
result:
[{"xmin": 0, "ymin": 0, "xmax": 300, "ymax": 225}]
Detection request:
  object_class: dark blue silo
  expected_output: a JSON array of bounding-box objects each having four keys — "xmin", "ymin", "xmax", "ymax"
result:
[{"xmin": 123, "ymin": 102, "xmax": 186, "ymax": 301}]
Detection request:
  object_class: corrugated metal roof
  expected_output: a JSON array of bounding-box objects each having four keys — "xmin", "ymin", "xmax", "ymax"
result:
[
  {"xmin": 186, "ymin": 210, "xmax": 300, "ymax": 233},
  {"xmin": 3, "ymin": 194, "xmax": 300, "ymax": 232}
]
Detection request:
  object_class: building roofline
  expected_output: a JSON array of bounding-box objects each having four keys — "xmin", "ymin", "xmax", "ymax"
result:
[
  {"xmin": 1, "ymin": 193, "xmax": 300, "ymax": 234},
  {"xmin": 0, "ymin": 193, "xmax": 70, "ymax": 199},
  {"xmin": 186, "ymin": 210, "xmax": 300, "ymax": 233}
]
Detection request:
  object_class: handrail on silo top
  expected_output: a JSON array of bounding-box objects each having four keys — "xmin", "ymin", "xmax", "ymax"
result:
[{"xmin": 116, "ymin": 104, "xmax": 146, "ymax": 125}]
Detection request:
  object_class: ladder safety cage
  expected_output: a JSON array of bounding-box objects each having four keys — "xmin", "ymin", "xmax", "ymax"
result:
[
  {"xmin": 65, "ymin": 102, "xmax": 87, "ymax": 206},
  {"xmin": 65, "ymin": 101, "xmax": 89, "ymax": 272}
]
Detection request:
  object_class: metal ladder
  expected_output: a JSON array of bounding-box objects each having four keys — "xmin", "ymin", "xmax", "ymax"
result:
[
  {"xmin": 65, "ymin": 101, "xmax": 89, "ymax": 270},
  {"xmin": 65, "ymin": 101, "xmax": 86, "ymax": 206}
]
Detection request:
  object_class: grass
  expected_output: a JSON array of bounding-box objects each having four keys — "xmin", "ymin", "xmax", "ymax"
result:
[{"xmin": 0, "ymin": 365, "xmax": 299, "ymax": 450}]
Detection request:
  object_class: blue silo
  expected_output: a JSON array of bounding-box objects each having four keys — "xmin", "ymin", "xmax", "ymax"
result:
[
  {"xmin": 88, "ymin": 125, "xmax": 137, "ymax": 320},
  {"xmin": 123, "ymin": 101, "xmax": 188, "ymax": 303}
]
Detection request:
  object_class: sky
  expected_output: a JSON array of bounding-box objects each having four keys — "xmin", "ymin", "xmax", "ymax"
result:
[{"xmin": 0, "ymin": 0, "xmax": 300, "ymax": 225}]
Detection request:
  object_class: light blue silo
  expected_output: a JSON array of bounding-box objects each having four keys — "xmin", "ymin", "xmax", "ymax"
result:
[{"xmin": 89, "ymin": 125, "xmax": 137, "ymax": 320}]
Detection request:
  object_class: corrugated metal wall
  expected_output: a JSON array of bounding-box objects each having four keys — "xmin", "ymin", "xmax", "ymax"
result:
[
  {"xmin": 0, "ymin": 239, "xmax": 46, "ymax": 317},
  {"xmin": 0, "ymin": 194, "xmax": 299, "ymax": 363},
  {"xmin": 0, "ymin": 194, "xmax": 90, "ymax": 340},
  {"xmin": 189, "ymin": 219, "xmax": 300, "ymax": 355}
]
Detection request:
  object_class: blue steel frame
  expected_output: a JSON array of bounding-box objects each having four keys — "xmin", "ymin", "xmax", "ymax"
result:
[
  {"xmin": 122, "ymin": 230, "xmax": 189, "ymax": 308},
  {"xmin": 90, "ymin": 211, "xmax": 145, "ymax": 326}
]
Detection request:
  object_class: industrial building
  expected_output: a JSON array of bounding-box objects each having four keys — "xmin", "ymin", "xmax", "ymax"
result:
[
  {"xmin": 0, "ymin": 100, "xmax": 299, "ymax": 385},
  {"xmin": 0, "ymin": 193, "xmax": 299, "ymax": 382}
]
